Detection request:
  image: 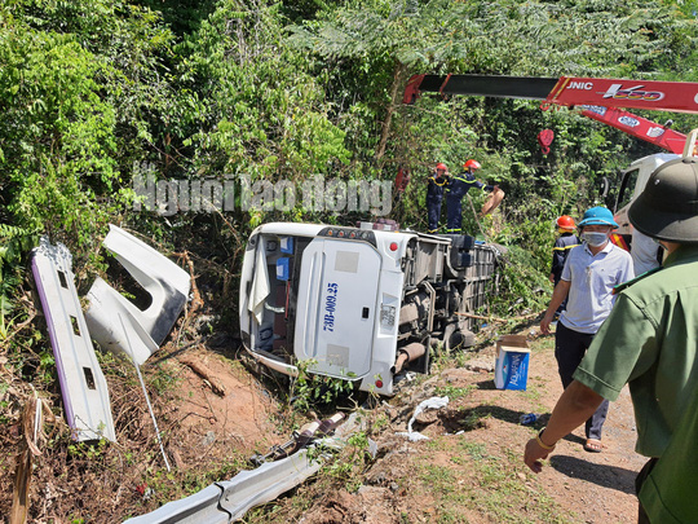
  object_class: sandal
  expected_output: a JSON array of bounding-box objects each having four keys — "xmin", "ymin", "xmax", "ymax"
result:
[{"xmin": 584, "ymin": 439, "xmax": 604, "ymax": 453}]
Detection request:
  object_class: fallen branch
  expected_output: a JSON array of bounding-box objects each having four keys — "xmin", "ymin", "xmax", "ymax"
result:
[
  {"xmin": 10, "ymin": 394, "xmax": 43, "ymax": 524},
  {"xmin": 10, "ymin": 448, "xmax": 31, "ymax": 524},
  {"xmin": 182, "ymin": 251, "xmax": 204, "ymax": 314},
  {"xmin": 178, "ymin": 356, "xmax": 226, "ymax": 397},
  {"xmin": 455, "ymin": 311, "xmax": 539, "ymax": 324},
  {"xmin": 172, "ymin": 251, "xmax": 203, "ymax": 350}
]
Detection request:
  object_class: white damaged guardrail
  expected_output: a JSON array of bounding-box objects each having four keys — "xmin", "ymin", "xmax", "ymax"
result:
[
  {"xmin": 31, "ymin": 237, "xmax": 116, "ymax": 442},
  {"xmin": 123, "ymin": 450, "xmax": 321, "ymax": 524},
  {"xmin": 123, "ymin": 412, "xmax": 364, "ymax": 523}
]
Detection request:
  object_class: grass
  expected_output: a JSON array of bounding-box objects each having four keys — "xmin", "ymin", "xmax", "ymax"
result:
[
  {"xmin": 523, "ymin": 335, "xmax": 557, "ymax": 412},
  {"xmin": 0, "ymin": 381, "xmax": 10, "ymax": 425},
  {"xmin": 434, "ymin": 383, "xmax": 475, "ymax": 401},
  {"xmin": 149, "ymin": 360, "xmax": 183, "ymax": 394},
  {"xmin": 415, "ymin": 436, "xmax": 575, "ymax": 523}
]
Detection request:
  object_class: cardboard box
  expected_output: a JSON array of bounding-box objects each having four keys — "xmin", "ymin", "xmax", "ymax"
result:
[{"xmin": 494, "ymin": 335, "xmax": 530, "ymax": 390}]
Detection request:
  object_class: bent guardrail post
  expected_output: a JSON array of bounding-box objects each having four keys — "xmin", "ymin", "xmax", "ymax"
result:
[{"xmin": 31, "ymin": 237, "xmax": 116, "ymax": 442}]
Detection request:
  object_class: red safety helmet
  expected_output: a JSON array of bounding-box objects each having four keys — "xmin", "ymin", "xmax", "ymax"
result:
[
  {"xmin": 435, "ymin": 163, "xmax": 448, "ymax": 171},
  {"xmin": 464, "ymin": 159, "xmax": 481, "ymax": 170},
  {"xmin": 556, "ymin": 215, "xmax": 576, "ymax": 229}
]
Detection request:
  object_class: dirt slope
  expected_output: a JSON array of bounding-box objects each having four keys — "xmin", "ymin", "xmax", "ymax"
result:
[
  {"xmin": 1, "ymin": 320, "xmax": 645, "ymax": 523},
  {"xmin": 0, "ymin": 343, "xmax": 285, "ymax": 522}
]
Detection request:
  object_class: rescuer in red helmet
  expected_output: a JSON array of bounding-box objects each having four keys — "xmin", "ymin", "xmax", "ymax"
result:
[
  {"xmin": 550, "ymin": 215, "xmax": 580, "ymax": 285},
  {"xmin": 550, "ymin": 215, "xmax": 581, "ymax": 320},
  {"xmin": 426, "ymin": 162, "xmax": 450, "ymax": 233},
  {"xmin": 445, "ymin": 159, "xmax": 499, "ymax": 233}
]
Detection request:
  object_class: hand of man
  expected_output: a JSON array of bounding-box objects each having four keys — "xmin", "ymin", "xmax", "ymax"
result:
[
  {"xmin": 540, "ymin": 313, "xmax": 554, "ymax": 335},
  {"xmin": 524, "ymin": 437, "xmax": 553, "ymax": 473}
]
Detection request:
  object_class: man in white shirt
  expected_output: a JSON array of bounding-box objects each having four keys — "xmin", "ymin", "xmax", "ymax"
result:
[
  {"xmin": 631, "ymin": 229, "xmax": 661, "ymax": 275},
  {"xmin": 540, "ymin": 206, "xmax": 634, "ymax": 452}
]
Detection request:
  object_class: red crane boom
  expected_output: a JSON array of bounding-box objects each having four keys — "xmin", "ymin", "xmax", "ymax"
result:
[{"xmin": 404, "ymin": 74, "xmax": 698, "ymax": 154}]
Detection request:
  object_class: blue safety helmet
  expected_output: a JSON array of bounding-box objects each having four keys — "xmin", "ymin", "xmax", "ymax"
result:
[{"xmin": 577, "ymin": 206, "xmax": 618, "ymax": 228}]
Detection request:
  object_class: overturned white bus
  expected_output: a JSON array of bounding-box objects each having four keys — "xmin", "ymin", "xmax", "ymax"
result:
[{"xmin": 239, "ymin": 222, "xmax": 500, "ymax": 395}]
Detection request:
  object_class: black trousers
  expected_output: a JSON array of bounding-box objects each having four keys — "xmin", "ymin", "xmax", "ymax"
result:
[{"xmin": 554, "ymin": 322, "xmax": 610, "ymax": 440}]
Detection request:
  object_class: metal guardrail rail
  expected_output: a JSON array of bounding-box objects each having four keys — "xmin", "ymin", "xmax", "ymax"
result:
[
  {"xmin": 123, "ymin": 413, "xmax": 361, "ymax": 523},
  {"xmin": 123, "ymin": 450, "xmax": 321, "ymax": 524}
]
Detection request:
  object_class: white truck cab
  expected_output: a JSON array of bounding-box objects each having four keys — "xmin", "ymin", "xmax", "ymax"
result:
[
  {"xmin": 612, "ymin": 129, "xmax": 698, "ymax": 273},
  {"xmin": 239, "ymin": 222, "xmax": 499, "ymax": 395},
  {"xmin": 614, "ymin": 129, "xmax": 698, "ymax": 235},
  {"xmin": 613, "ymin": 153, "xmax": 678, "ymax": 237}
]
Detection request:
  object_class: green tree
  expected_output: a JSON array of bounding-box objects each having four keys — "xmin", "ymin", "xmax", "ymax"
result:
[
  {"xmin": 0, "ymin": 1, "xmax": 176, "ymax": 250},
  {"xmin": 287, "ymin": 0, "xmax": 698, "ymax": 313},
  {"xmin": 177, "ymin": 0, "xmax": 351, "ymax": 185}
]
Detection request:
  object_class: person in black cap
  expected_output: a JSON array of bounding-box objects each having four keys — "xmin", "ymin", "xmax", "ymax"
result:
[{"xmin": 524, "ymin": 157, "xmax": 698, "ymax": 523}]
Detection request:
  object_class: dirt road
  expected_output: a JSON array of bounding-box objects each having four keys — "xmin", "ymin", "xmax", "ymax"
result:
[
  {"xmin": 507, "ymin": 328, "xmax": 646, "ymax": 523},
  {"xmin": 282, "ymin": 326, "xmax": 647, "ymax": 524}
]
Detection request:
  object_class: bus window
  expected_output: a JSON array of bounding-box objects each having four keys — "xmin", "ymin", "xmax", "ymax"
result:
[{"xmin": 615, "ymin": 167, "xmax": 639, "ymax": 212}]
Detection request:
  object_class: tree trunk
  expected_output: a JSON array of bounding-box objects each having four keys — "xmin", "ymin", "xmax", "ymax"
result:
[{"xmin": 375, "ymin": 62, "xmax": 408, "ymax": 162}]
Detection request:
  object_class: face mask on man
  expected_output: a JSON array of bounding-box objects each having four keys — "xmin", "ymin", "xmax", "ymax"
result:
[{"xmin": 582, "ymin": 231, "xmax": 609, "ymax": 247}]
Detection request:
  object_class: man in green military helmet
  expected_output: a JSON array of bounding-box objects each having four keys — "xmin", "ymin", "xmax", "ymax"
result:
[{"xmin": 524, "ymin": 157, "xmax": 698, "ymax": 523}]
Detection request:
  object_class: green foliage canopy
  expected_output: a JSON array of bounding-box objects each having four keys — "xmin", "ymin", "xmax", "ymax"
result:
[{"xmin": 0, "ymin": 0, "xmax": 697, "ymax": 320}]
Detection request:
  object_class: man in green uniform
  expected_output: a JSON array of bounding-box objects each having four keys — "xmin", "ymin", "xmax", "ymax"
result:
[{"xmin": 523, "ymin": 157, "xmax": 698, "ymax": 523}]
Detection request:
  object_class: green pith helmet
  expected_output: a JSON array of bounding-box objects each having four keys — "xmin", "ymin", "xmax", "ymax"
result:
[{"xmin": 628, "ymin": 157, "xmax": 698, "ymax": 243}]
